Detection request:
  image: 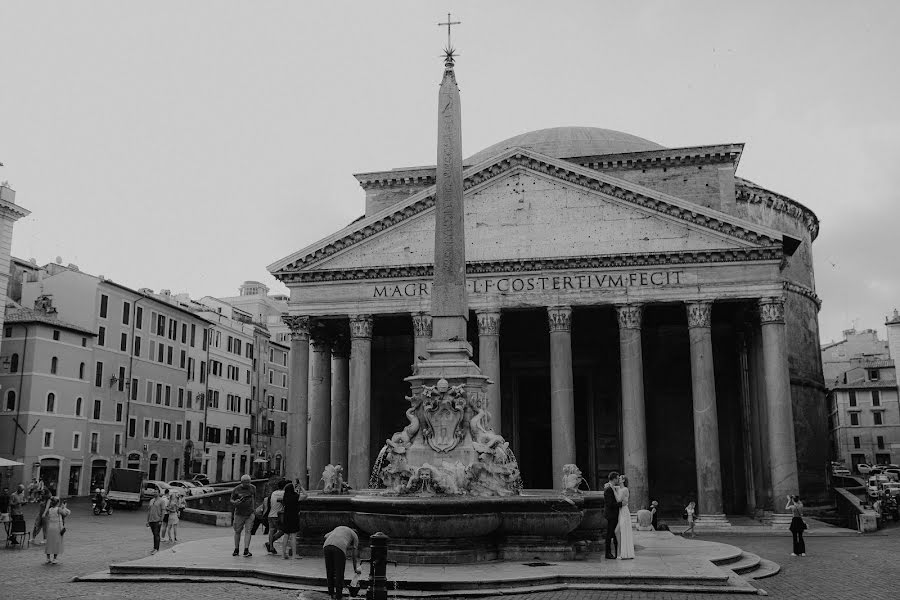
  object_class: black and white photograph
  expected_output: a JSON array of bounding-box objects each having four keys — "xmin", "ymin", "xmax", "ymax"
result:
[{"xmin": 0, "ymin": 2, "xmax": 898, "ymax": 599}]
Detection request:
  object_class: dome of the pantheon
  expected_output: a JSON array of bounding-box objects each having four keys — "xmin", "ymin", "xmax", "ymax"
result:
[{"xmin": 465, "ymin": 126, "xmax": 665, "ymax": 165}]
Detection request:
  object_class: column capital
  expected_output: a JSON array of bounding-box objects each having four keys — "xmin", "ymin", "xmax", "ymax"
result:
[
  {"xmin": 411, "ymin": 312, "xmax": 433, "ymax": 338},
  {"xmin": 616, "ymin": 304, "xmax": 643, "ymax": 330},
  {"xmin": 547, "ymin": 305, "xmax": 572, "ymax": 333},
  {"xmin": 758, "ymin": 296, "xmax": 786, "ymax": 324},
  {"xmin": 282, "ymin": 315, "xmax": 311, "ymax": 342},
  {"xmin": 476, "ymin": 309, "xmax": 501, "ymax": 336},
  {"xmin": 349, "ymin": 314, "xmax": 374, "ymax": 339},
  {"xmin": 686, "ymin": 301, "xmax": 712, "ymax": 329}
]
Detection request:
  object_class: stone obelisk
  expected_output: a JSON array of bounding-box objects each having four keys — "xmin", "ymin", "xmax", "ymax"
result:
[
  {"xmin": 402, "ymin": 34, "xmax": 493, "ymax": 469},
  {"xmin": 430, "ymin": 49, "xmax": 469, "ymax": 356}
]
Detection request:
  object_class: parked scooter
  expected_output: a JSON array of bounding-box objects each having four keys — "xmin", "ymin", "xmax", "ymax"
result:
[{"xmin": 93, "ymin": 489, "xmax": 114, "ymax": 515}]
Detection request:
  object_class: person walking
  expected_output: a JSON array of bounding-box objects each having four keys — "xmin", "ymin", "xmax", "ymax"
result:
[
  {"xmin": 43, "ymin": 497, "xmax": 70, "ymax": 564},
  {"xmin": 265, "ymin": 479, "xmax": 287, "ymax": 555},
  {"xmin": 280, "ymin": 482, "xmax": 301, "ymax": 559},
  {"xmin": 682, "ymin": 501, "xmax": 696, "ymax": 538},
  {"xmin": 603, "ymin": 472, "xmax": 622, "ymax": 559},
  {"xmin": 165, "ymin": 491, "xmax": 184, "ymax": 543},
  {"xmin": 787, "ymin": 495, "xmax": 807, "ymax": 557},
  {"xmin": 0, "ymin": 487, "xmax": 10, "ymax": 514},
  {"xmin": 323, "ymin": 525, "xmax": 362, "ymax": 600},
  {"xmin": 8, "ymin": 484, "xmax": 26, "ymax": 545},
  {"xmin": 146, "ymin": 490, "xmax": 165, "ymax": 554},
  {"xmin": 230, "ymin": 474, "xmax": 256, "ymax": 557},
  {"xmin": 159, "ymin": 489, "xmax": 172, "ymax": 541},
  {"xmin": 614, "ymin": 475, "xmax": 635, "ymax": 559}
]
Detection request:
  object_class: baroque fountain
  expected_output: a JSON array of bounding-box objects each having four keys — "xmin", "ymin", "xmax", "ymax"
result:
[{"xmin": 295, "ymin": 42, "xmax": 605, "ymax": 564}]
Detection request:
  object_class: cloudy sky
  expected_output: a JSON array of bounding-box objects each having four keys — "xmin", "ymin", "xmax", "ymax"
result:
[{"xmin": 1, "ymin": 1, "xmax": 898, "ymax": 344}]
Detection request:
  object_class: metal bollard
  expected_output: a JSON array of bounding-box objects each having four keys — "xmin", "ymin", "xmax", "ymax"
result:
[{"xmin": 367, "ymin": 531, "xmax": 390, "ymax": 600}]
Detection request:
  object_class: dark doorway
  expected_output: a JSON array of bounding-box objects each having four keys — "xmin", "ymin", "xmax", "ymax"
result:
[
  {"xmin": 215, "ymin": 452, "xmax": 225, "ymax": 482},
  {"xmin": 515, "ymin": 374, "xmax": 552, "ymax": 488},
  {"xmin": 642, "ymin": 304, "xmax": 696, "ymax": 516},
  {"xmin": 372, "ymin": 315, "xmax": 415, "ymax": 469},
  {"xmin": 68, "ymin": 465, "xmax": 82, "ymax": 496}
]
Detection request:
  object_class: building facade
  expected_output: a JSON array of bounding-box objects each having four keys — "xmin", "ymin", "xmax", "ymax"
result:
[
  {"xmin": 0, "ymin": 298, "xmax": 95, "ymax": 495},
  {"xmin": 271, "ymin": 125, "xmax": 827, "ymax": 517},
  {"xmin": 821, "ymin": 328, "xmax": 890, "ymax": 385},
  {"xmin": 828, "ymin": 360, "xmax": 899, "ymax": 470},
  {"xmin": 17, "ymin": 268, "xmax": 211, "ymax": 489}
]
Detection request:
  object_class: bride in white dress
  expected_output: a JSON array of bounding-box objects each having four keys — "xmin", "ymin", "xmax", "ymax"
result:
[{"xmin": 614, "ymin": 475, "xmax": 635, "ymax": 559}]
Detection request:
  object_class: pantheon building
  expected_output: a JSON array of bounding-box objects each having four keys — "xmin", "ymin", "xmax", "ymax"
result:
[{"xmin": 270, "ymin": 126, "xmax": 826, "ymax": 518}]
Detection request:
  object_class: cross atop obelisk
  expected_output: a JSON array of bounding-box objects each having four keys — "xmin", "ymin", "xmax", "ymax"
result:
[
  {"xmin": 429, "ymin": 13, "xmax": 470, "ymax": 360},
  {"xmin": 438, "ymin": 12, "xmax": 461, "ymax": 58}
]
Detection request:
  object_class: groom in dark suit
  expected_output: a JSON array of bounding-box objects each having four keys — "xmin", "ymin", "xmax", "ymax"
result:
[{"xmin": 604, "ymin": 471, "xmax": 621, "ymax": 559}]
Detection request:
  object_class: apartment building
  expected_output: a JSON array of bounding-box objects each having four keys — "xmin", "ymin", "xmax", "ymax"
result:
[
  {"xmin": 176, "ymin": 296, "xmax": 255, "ymax": 482},
  {"xmin": 0, "ymin": 296, "xmax": 95, "ymax": 495},
  {"xmin": 825, "ymin": 316, "xmax": 900, "ymax": 470},
  {"xmin": 828, "ymin": 359, "xmax": 900, "ymax": 470},
  {"xmin": 19, "ymin": 266, "xmax": 210, "ymax": 488},
  {"xmin": 218, "ymin": 281, "xmax": 291, "ymax": 476}
]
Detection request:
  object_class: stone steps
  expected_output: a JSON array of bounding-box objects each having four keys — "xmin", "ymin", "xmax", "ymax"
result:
[
  {"xmin": 74, "ymin": 533, "xmax": 769, "ymax": 596},
  {"xmin": 713, "ymin": 551, "xmax": 781, "ymax": 582}
]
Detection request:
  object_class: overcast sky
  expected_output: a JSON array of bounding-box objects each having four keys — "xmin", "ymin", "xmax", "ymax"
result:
[{"xmin": 1, "ymin": 1, "xmax": 898, "ymax": 344}]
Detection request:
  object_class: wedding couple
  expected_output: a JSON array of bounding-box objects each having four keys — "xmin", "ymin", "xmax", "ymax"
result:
[{"xmin": 603, "ymin": 471, "xmax": 635, "ymax": 560}]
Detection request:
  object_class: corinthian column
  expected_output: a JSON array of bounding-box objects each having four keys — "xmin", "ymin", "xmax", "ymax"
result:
[
  {"xmin": 476, "ymin": 310, "xmax": 502, "ymax": 433},
  {"xmin": 617, "ymin": 304, "xmax": 649, "ymax": 513},
  {"xmin": 686, "ymin": 301, "xmax": 726, "ymax": 522},
  {"xmin": 411, "ymin": 312, "xmax": 432, "ymax": 362},
  {"xmin": 547, "ymin": 306, "xmax": 576, "ymax": 490},
  {"xmin": 759, "ymin": 297, "xmax": 799, "ymax": 512},
  {"xmin": 348, "ymin": 314, "xmax": 373, "ymax": 488},
  {"xmin": 330, "ymin": 335, "xmax": 350, "ymax": 471},
  {"xmin": 282, "ymin": 315, "xmax": 310, "ymax": 487},
  {"xmin": 308, "ymin": 330, "xmax": 332, "ymax": 488}
]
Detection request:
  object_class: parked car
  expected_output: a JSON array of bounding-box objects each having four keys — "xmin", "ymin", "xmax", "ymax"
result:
[
  {"xmin": 141, "ymin": 480, "xmax": 172, "ymax": 500},
  {"xmin": 857, "ymin": 463, "xmax": 872, "ymax": 475},
  {"xmin": 168, "ymin": 480, "xmax": 204, "ymax": 496},
  {"xmin": 832, "ymin": 468, "xmax": 852, "ymax": 477},
  {"xmin": 869, "ymin": 467, "xmax": 884, "ymax": 476},
  {"xmin": 881, "ymin": 482, "xmax": 900, "ymax": 498},
  {"xmin": 191, "ymin": 474, "xmax": 211, "ymax": 486},
  {"xmin": 884, "ymin": 468, "xmax": 900, "ymax": 482}
]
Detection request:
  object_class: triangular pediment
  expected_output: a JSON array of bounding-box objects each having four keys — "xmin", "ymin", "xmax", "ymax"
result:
[{"xmin": 269, "ymin": 149, "xmax": 784, "ymax": 281}]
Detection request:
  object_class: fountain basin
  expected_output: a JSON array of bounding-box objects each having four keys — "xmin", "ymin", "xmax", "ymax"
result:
[{"xmin": 296, "ymin": 489, "xmax": 606, "ymax": 564}]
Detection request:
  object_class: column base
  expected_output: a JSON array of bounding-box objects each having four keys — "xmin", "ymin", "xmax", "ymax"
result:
[
  {"xmin": 693, "ymin": 513, "xmax": 731, "ymax": 527},
  {"xmin": 760, "ymin": 512, "xmax": 794, "ymax": 527}
]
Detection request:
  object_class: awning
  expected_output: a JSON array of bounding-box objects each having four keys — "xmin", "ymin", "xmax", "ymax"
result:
[{"xmin": 0, "ymin": 457, "xmax": 24, "ymax": 467}]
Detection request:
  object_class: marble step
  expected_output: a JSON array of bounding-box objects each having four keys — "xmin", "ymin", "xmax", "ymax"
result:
[
  {"xmin": 81, "ymin": 572, "xmax": 763, "ymax": 596},
  {"xmin": 747, "ymin": 558, "xmax": 781, "ymax": 580},
  {"xmin": 724, "ymin": 552, "xmax": 762, "ymax": 575}
]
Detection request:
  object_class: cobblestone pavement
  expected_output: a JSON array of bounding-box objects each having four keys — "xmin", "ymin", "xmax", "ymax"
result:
[{"xmin": 1, "ymin": 500, "xmax": 895, "ymax": 600}]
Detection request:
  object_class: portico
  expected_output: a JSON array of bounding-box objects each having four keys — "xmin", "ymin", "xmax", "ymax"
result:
[
  {"xmin": 278, "ymin": 263, "xmax": 798, "ymax": 515},
  {"xmin": 271, "ymin": 127, "xmax": 824, "ymax": 516}
]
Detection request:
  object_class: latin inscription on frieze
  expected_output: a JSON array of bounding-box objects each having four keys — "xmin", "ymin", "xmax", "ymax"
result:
[{"xmin": 373, "ymin": 270, "xmax": 686, "ymax": 298}]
